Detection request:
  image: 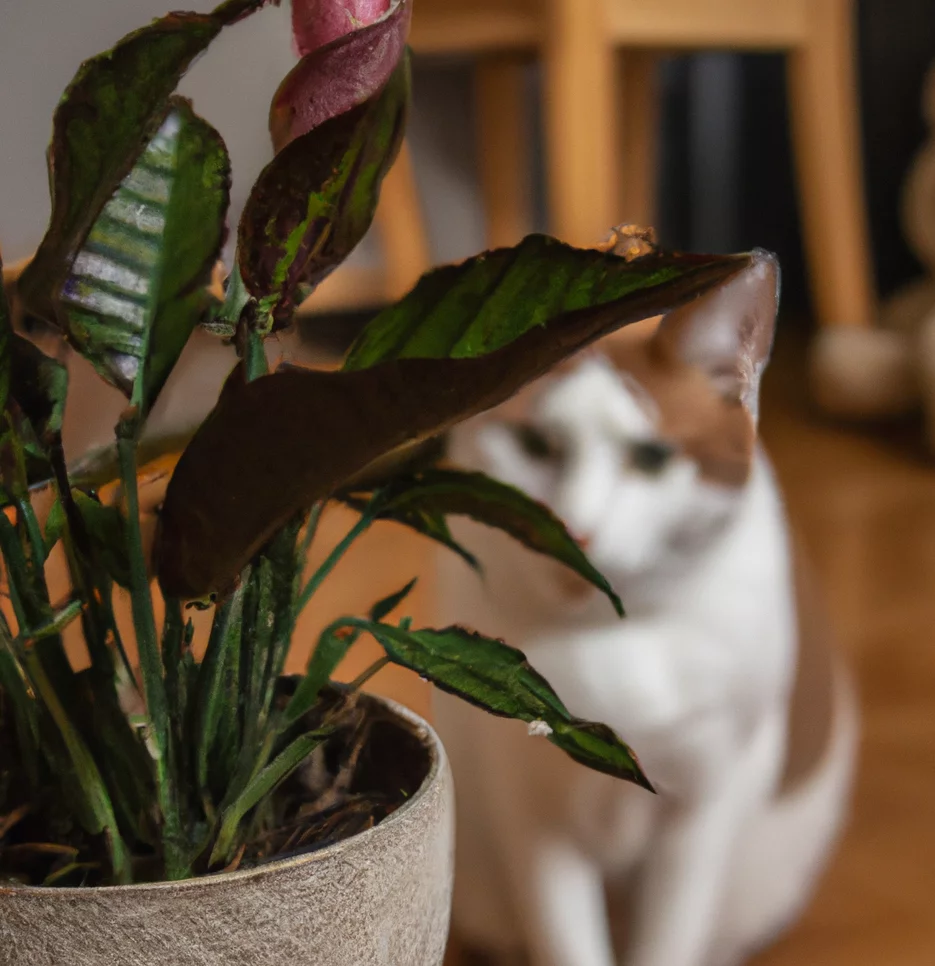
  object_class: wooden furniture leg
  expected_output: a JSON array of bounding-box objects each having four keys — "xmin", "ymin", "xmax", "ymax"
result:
[
  {"xmin": 618, "ymin": 50, "xmax": 661, "ymax": 229},
  {"xmin": 543, "ymin": 0, "xmax": 619, "ymax": 248},
  {"xmin": 374, "ymin": 139, "xmax": 433, "ymax": 302},
  {"xmin": 475, "ymin": 55, "xmax": 533, "ymax": 249},
  {"xmin": 787, "ymin": 0, "xmax": 875, "ymax": 327}
]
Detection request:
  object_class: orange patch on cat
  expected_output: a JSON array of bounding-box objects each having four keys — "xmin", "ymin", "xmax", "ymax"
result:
[{"xmin": 600, "ymin": 333, "xmax": 756, "ymax": 488}]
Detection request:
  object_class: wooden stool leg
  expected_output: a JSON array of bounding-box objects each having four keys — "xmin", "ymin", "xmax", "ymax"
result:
[
  {"xmin": 375, "ymin": 139, "xmax": 433, "ymax": 302},
  {"xmin": 787, "ymin": 0, "xmax": 875, "ymax": 327},
  {"xmin": 619, "ymin": 51, "xmax": 660, "ymax": 230},
  {"xmin": 543, "ymin": 0, "xmax": 619, "ymax": 248},
  {"xmin": 475, "ymin": 56, "xmax": 532, "ymax": 249}
]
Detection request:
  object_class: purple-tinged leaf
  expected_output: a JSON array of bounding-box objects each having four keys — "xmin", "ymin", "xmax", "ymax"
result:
[
  {"xmin": 155, "ymin": 243, "xmax": 750, "ymax": 598},
  {"xmin": 291, "ymin": 0, "xmax": 392, "ymax": 55},
  {"xmin": 239, "ymin": 57, "xmax": 409, "ymax": 326},
  {"xmin": 273, "ymin": 0, "xmax": 410, "ymax": 146}
]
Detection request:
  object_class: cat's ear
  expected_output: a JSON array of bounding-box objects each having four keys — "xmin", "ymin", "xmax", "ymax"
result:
[{"xmin": 653, "ymin": 249, "xmax": 779, "ymax": 422}]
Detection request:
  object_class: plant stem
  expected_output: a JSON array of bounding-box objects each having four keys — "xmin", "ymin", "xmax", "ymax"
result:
[
  {"xmin": 116, "ymin": 418, "xmax": 182, "ymax": 874},
  {"xmin": 348, "ymin": 656, "xmax": 390, "ymax": 691},
  {"xmin": 299, "ymin": 501, "xmax": 324, "ymax": 562},
  {"xmin": 49, "ymin": 434, "xmax": 135, "ymax": 682},
  {"xmin": 1, "ymin": 616, "xmax": 132, "ymax": 883},
  {"xmin": 196, "ymin": 584, "xmax": 246, "ymax": 822},
  {"xmin": 294, "ymin": 510, "xmax": 377, "ymax": 619},
  {"xmin": 0, "ymin": 504, "xmax": 74, "ymax": 694}
]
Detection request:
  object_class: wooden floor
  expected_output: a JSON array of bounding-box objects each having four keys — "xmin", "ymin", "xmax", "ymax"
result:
[
  {"xmin": 746, "ymin": 335, "xmax": 935, "ymax": 966},
  {"xmin": 293, "ymin": 328, "xmax": 935, "ymax": 966}
]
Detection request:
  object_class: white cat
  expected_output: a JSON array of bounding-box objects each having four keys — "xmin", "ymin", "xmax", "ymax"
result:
[{"xmin": 432, "ymin": 251, "xmax": 858, "ymax": 966}]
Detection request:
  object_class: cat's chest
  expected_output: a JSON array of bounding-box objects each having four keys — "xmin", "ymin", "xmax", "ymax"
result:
[{"xmin": 520, "ymin": 611, "xmax": 790, "ymax": 784}]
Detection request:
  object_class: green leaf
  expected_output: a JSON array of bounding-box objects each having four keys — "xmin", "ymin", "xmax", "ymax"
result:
[
  {"xmin": 285, "ymin": 623, "xmax": 358, "ymax": 728},
  {"xmin": 19, "ymin": 599, "xmax": 84, "ymax": 643},
  {"xmin": 293, "ymin": 503, "xmax": 378, "ymax": 619},
  {"xmin": 285, "ymin": 579, "xmax": 417, "ymax": 728},
  {"xmin": 156, "ymin": 244, "xmax": 750, "ymax": 598},
  {"xmin": 362, "ymin": 620, "xmax": 651, "ymax": 788},
  {"xmin": 210, "ymin": 729, "xmax": 325, "ymax": 865},
  {"xmin": 238, "ymin": 55, "xmax": 410, "ymax": 327},
  {"xmin": 72, "ymin": 667, "xmax": 157, "ymax": 847},
  {"xmin": 357, "ymin": 469, "xmax": 622, "ymax": 613},
  {"xmin": 0, "ymin": 630, "xmax": 42, "ymax": 781},
  {"xmin": 195, "ymin": 583, "xmax": 246, "ymax": 812},
  {"xmin": 344, "ymin": 236, "xmax": 734, "ymax": 370},
  {"xmin": 18, "ymin": 0, "xmax": 266, "ymax": 324},
  {"xmin": 56, "ymin": 99, "xmax": 230, "ymax": 411},
  {"xmin": 8, "ymin": 338, "xmax": 68, "ymax": 447},
  {"xmin": 42, "ymin": 498, "xmax": 67, "ymax": 560},
  {"xmin": 240, "ymin": 557, "xmax": 274, "ymax": 741},
  {"xmin": 0, "ymin": 340, "xmax": 67, "ymax": 495},
  {"xmin": 0, "ymin": 256, "xmax": 11, "ymax": 415},
  {"xmin": 342, "ymin": 492, "xmax": 480, "ymax": 572},
  {"xmin": 369, "ymin": 577, "xmax": 418, "ymax": 621},
  {"xmin": 203, "ymin": 265, "xmax": 251, "ymax": 338},
  {"xmin": 548, "ymin": 718, "xmax": 651, "ymax": 783},
  {"xmin": 371, "ymin": 622, "xmax": 571, "ymax": 718},
  {"xmin": 1, "ymin": 618, "xmax": 133, "ymax": 881},
  {"xmin": 72, "ymin": 490, "xmax": 132, "ymax": 588},
  {"xmin": 247, "ymin": 516, "xmax": 306, "ymax": 727}
]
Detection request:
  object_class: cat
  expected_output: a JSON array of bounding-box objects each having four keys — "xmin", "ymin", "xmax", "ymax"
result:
[{"xmin": 432, "ymin": 250, "xmax": 858, "ymax": 966}]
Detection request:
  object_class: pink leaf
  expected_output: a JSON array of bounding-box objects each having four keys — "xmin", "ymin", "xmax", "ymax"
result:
[
  {"xmin": 292, "ymin": 0, "xmax": 393, "ymax": 55},
  {"xmin": 272, "ymin": 0, "xmax": 410, "ymax": 149}
]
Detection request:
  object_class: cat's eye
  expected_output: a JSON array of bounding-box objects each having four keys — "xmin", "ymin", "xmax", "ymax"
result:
[
  {"xmin": 512, "ymin": 423, "xmax": 560, "ymax": 461},
  {"xmin": 629, "ymin": 440, "xmax": 675, "ymax": 475}
]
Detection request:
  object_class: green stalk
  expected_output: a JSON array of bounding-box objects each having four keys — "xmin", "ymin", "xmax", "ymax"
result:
[
  {"xmin": 348, "ymin": 656, "xmax": 390, "ymax": 691},
  {"xmin": 195, "ymin": 583, "xmax": 246, "ymax": 820},
  {"xmin": 241, "ymin": 558, "xmax": 272, "ymax": 742},
  {"xmin": 0, "ymin": 505, "xmax": 75, "ymax": 697},
  {"xmin": 1, "ymin": 617, "xmax": 132, "ymax": 883},
  {"xmin": 115, "ymin": 419, "xmax": 181, "ymax": 874},
  {"xmin": 209, "ymin": 729, "xmax": 325, "ymax": 867},
  {"xmin": 293, "ymin": 507, "xmax": 379, "ymax": 620},
  {"xmin": 159, "ymin": 596, "xmax": 192, "ymax": 877},
  {"xmin": 0, "ymin": 610, "xmax": 41, "ymax": 786},
  {"xmin": 0, "ymin": 512, "xmax": 34, "ymax": 632},
  {"xmin": 255, "ymin": 515, "xmax": 305, "ymax": 739},
  {"xmin": 49, "ymin": 434, "xmax": 134, "ymax": 682},
  {"xmin": 299, "ymin": 501, "xmax": 325, "ymax": 562}
]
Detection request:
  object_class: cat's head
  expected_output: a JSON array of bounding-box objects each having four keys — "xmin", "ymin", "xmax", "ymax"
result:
[{"xmin": 446, "ymin": 250, "xmax": 780, "ymax": 613}]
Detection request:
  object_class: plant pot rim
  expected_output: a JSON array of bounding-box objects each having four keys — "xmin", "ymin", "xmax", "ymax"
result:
[{"xmin": 3, "ymin": 695, "xmax": 445, "ymax": 897}]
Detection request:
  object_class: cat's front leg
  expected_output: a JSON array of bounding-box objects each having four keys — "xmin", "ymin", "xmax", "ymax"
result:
[
  {"xmin": 621, "ymin": 713, "xmax": 783, "ymax": 966},
  {"xmin": 505, "ymin": 832, "xmax": 616, "ymax": 966},
  {"xmin": 622, "ymin": 793, "xmax": 741, "ymax": 966}
]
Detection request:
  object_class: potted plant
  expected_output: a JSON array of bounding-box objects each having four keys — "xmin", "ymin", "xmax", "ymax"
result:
[{"xmin": 0, "ymin": 1, "xmax": 753, "ymax": 963}]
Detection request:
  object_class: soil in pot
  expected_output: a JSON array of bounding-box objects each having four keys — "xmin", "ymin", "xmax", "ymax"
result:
[{"xmin": 0, "ymin": 686, "xmax": 432, "ymax": 888}]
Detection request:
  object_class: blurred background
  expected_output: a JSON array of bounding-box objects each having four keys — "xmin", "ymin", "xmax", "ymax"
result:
[{"xmin": 2, "ymin": 1, "xmax": 935, "ymax": 963}]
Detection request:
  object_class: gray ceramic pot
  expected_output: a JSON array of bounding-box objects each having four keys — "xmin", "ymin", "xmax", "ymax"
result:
[{"xmin": 0, "ymin": 699, "xmax": 454, "ymax": 966}]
